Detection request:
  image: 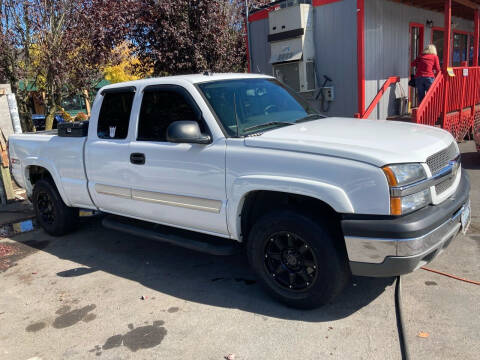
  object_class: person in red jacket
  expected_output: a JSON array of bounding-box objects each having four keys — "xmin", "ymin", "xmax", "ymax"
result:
[{"xmin": 411, "ymin": 44, "xmax": 441, "ymax": 103}]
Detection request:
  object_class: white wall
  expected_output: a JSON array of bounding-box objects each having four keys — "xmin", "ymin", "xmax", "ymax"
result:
[
  {"xmin": 313, "ymin": 0, "xmax": 358, "ymax": 116},
  {"xmin": 249, "ymin": 1, "xmax": 359, "ymax": 117}
]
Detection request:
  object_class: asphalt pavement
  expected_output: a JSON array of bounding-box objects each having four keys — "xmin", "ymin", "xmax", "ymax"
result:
[{"xmin": 0, "ymin": 141, "xmax": 478, "ymax": 360}]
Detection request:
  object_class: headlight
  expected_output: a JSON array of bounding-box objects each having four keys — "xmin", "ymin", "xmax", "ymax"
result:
[
  {"xmin": 383, "ymin": 163, "xmax": 430, "ymax": 215},
  {"xmin": 383, "ymin": 163, "xmax": 426, "ymax": 186}
]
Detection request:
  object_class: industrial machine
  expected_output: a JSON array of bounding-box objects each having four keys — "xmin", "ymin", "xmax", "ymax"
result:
[{"xmin": 269, "ymin": 2, "xmax": 316, "ymax": 93}]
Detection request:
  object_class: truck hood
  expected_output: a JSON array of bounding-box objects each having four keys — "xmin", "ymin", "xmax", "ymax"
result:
[{"xmin": 244, "ymin": 117, "xmax": 454, "ymax": 167}]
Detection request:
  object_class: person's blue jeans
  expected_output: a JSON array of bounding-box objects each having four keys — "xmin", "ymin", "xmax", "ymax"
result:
[{"xmin": 416, "ymin": 76, "xmax": 434, "ymax": 104}]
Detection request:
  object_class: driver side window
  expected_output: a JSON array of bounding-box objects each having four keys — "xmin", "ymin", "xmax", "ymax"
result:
[{"xmin": 137, "ymin": 88, "xmax": 203, "ymax": 142}]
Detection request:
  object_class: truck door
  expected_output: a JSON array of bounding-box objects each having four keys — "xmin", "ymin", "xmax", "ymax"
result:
[
  {"xmin": 128, "ymin": 85, "xmax": 228, "ymax": 236},
  {"xmin": 85, "ymin": 87, "xmax": 137, "ymax": 216}
]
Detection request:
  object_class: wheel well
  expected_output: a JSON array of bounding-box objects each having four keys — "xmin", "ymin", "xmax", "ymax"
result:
[
  {"xmin": 27, "ymin": 166, "xmax": 54, "ymax": 187},
  {"xmin": 240, "ymin": 191, "xmax": 345, "ymax": 250}
]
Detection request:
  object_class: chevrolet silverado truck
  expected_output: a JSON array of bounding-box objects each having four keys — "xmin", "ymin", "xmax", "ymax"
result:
[{"xmin": 7, "ymin": 73, "xmax": 471, "ymax": 308}]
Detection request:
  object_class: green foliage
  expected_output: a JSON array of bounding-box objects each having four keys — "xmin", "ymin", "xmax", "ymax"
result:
[
  {"xmin": 0, "ymin": 0, "xmax": 133, "ymax": 130},
  {"xmin": 1, "ymin": 0, "xmax": 255, "ymax": 130}
]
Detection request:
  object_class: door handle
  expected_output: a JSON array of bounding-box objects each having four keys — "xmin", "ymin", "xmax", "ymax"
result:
[{"xmin": 130, "ymin": 153, "xmax": 145, "ymax": 165}]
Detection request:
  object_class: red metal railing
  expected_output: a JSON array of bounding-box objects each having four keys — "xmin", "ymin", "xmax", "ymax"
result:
[
  {"xmin": 354, "ymin": 76, "xmax": 400, "ymax": 119},
  {"xmin": 412, "ymin": 66, "xmax": 480, "ymax": 140},
  {"xmin": 411, "ymin": 73, "xmax": 444, "ymax": 127}
]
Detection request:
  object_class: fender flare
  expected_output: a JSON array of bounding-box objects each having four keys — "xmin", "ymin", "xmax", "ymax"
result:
[
  {"xmin": 22, "ymin": 157, "xmax": 72, "ymax": 207},
  {"xmin": 227, "ymin": 175, "xmax": 354, "ymax": 240}
]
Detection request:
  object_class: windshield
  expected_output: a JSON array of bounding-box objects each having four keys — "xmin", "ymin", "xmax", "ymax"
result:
[{"xmin": 197, "ymin": 78, "xmax": 323, "ymax": 136}]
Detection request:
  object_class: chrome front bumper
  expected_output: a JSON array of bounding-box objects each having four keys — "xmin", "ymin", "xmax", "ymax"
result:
[
  {"xmin": 345, "ymin": 204, "xmax": 464, "ymax": 264},
  {"xmin": 342, "ymin": 171, "xmax": 470, "ymax": 277}
]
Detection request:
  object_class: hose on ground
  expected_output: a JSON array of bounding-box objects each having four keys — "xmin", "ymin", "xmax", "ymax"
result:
[
  {"xmin": 421, "ymin": 266, "xmax": 480, "ymax": 285},
  {"xmin": 394, "ymin": 267, "xmax": 478, "ymax": 360},
  {"xmin": 395, "ymin": 276, "xmax": 410, "ymax": 360}
]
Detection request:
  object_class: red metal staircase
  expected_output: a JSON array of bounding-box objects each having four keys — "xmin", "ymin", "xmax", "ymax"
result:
[{"xmin": 412, "ymin": 67, "xmax": 480, "ymax": 141}]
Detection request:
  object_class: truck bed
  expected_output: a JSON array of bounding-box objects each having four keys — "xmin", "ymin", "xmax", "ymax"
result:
[{"xmin": 8, "ymin": 132, "xmax": 95, "ymax": 209}]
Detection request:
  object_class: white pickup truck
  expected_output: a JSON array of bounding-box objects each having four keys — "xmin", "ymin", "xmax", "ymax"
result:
[{"xmin": 8, "ymin": 73, "xmax": 470, "ymax": 308}]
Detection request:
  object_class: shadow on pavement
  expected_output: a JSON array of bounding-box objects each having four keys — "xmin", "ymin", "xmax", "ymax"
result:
[
  {"xmin": 11, "ymin": 218, "xmax": 395, "ymax": 322},
  {"xmin": 461, "ymin": 152, "xmax": 480, "ymax": 170}
]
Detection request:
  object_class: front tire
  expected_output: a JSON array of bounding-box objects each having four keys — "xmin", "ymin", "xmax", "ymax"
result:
[
  {"xmin": 33, "ymin": 179, "xmax": 78, "ymax": 236},
  {"xmin": 247, "ymin": 210, "xmax": 349, "ymax": 309}
]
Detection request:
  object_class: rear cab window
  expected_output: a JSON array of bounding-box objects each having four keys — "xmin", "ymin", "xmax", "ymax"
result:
[{"xmin": 97, "ymin": 88, "xmax": 135, "ymax": 139}]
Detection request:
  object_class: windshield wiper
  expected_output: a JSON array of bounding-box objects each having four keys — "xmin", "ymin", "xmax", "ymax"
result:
[
  {"xmin": 243, "ymin": 121, "xmax": 295, "ymax": 133},
  {"xmin": 295, "ymin": 114, "xmax": 326, "ymax": 123}
]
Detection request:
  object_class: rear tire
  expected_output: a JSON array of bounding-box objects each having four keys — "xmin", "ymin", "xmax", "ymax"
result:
[
  {"xmin": 247, "ymin": 210, "xmax": 349, "ymax": 309},
  {"xmin": 33, "ymin": 179, "xmax": 78, "ymax": 236}
]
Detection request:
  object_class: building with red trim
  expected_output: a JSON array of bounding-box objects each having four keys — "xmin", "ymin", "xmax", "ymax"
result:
[{"xmin": 247, "ymin": 0, "xmax": 480, "ymax": 140}]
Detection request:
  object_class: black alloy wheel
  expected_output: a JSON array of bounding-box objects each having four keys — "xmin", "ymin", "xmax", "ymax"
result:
[
  {"xmin": 36, "ymin": 190, "xmax": 56, "ymax": 225},
  {"xmin": 33, "ymin": 179, "xmax": 78, "ymax": 236},
  {"xmin": 247, "ymin": 210, "xmax": 349, "ymax": 309},
  {"xmin": 264, "ymin": 231, "xmax": 318, "ymax": 291}
]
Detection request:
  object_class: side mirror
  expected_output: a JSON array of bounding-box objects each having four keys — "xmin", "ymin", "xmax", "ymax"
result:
[{"xmin": 166, "ymin": 121, "xmax": 211, "ymax": 144}]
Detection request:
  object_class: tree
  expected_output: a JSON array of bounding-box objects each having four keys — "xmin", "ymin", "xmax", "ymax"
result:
[
  {"xmin": 29, "ymin": 0, "xmax": 134, "ymax": 129},
  {"xmin": 131, "ymin": 0, "xmax": 249, "ymax": 76},
  {"xmin": 103, "ymin": 42, "xmax": 144, "ymax": 84},
  {"xmin": 1, "ymin": 0, "xmax": 266, "ymax": 132},
  {"xmin": 0, "ymin": 0, "xmax": 135, "ymax": 130},
  {"xmin": 0, "ymin": 0, "xmax": 36, "ymax": 131},
  {"xmin": 66, "ymin": 0, "xmax": 138, "ymax": 101}
]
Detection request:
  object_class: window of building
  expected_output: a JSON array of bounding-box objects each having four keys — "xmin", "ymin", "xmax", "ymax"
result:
[
  {"xmin": 432, "ymin": 29, "xmax": 445, "ymax": 67},
  {"xmin": 452, "ymin": 32, "xmax": 468, "ymax": 66},
  {"xmin": 468, "ymin": 34, "xmax": 479, "ymax": 65},
  {"xmin": 431, "ymin": 30, "xmax": 478, "ymax": 67},
  {"xmin": 97, "ymin": 91, "xmax": 135, "ymax": 139},
  {"xmin": 137, "ymin": 88, "xmax": 202, "ymax": 142},
  {"xmin": 61, "ymin": 94, "xmax": 86, "ymax": 114}
]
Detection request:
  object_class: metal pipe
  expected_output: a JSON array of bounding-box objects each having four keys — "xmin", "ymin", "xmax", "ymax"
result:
[
  {"xmin": 245, "ymin": 0, "xmax": 252, "ymax": 73},
  {"xmin": 474, "ymin": 9, "xmax": 479, "ymax": 67},
  {"xmin": 356, "ymin": 0, "xmax": 365, "ymax": 118},
  {"xmin": 441, "ymin": 0, "xmax": 452, "ymax": 128},
  {"xmin": 443, "ymin": 0, "xmax": 452, "ymax": 70}
]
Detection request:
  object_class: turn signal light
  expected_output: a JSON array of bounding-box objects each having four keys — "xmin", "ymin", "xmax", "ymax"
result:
[
  {"xmin": 382, "ymin": 167, "xmax": 398, "ymax": 187},
  {"xmin": 390, "ymin": 197, "xmax": 402, "ymax": 215}
]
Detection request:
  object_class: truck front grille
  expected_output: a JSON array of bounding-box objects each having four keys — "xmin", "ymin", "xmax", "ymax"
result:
[
  {"xmin": 435, "ymin": 175, "xmax": 456, "ymax": 195},
  {"xmin": 426, "ymin": 142, "xmax": 458, "ymax": 175}
]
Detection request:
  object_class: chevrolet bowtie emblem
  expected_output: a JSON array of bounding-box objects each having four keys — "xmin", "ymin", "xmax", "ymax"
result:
[{"xmin": 450, "ymin": 159, "xmax": 460, "ymax": 177}]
